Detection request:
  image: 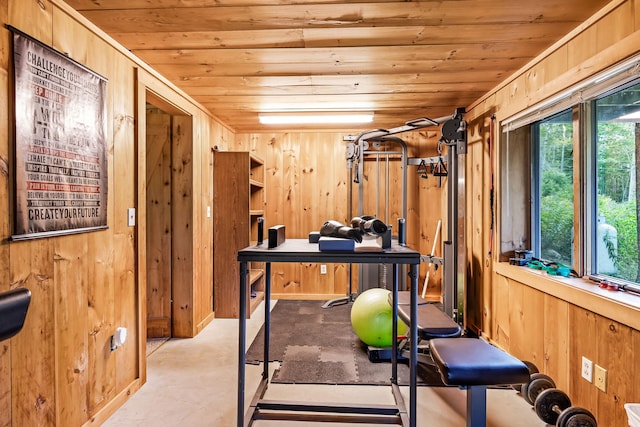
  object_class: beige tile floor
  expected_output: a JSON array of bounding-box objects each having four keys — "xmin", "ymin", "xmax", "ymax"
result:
[{"xmin": 103, "ymin": 300, "xmax": 544, "ymax": 427}]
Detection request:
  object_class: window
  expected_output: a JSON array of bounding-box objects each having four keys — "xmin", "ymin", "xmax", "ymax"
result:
[
  {"xmin": 592, "ymin": 83, "xmax": 640, "ymax": 283},
  {"xmin": 533, "ymin": 110, "xmax": 575, "ymax": 266},
  {"xmin": 500, "ymin": 59, "xmax": 640, "ymax": 287},
  {"xmin": 499, "ymin": 110, "xmax": 576, "ymax": 269}
]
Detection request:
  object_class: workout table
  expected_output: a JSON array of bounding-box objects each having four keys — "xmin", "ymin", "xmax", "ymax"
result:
[{"xmin": 237, "ymin": 239, "xmax": 421, "ymax": 427}]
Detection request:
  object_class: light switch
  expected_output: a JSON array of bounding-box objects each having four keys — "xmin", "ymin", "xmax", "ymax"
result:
[{"xmin": 128, "ymin": 208, "xmax": 135, "ymax": 226}]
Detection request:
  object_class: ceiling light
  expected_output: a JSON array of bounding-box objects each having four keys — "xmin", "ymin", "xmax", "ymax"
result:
[
  {"xmin": 259, "ymin": 112, "xmax": 374, "ymax": 125},
  {"xmin": 616, "ymin": 111, "xmax": 640, "ymax": 121}
]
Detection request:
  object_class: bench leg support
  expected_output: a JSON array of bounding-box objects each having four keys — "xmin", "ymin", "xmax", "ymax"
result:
[{"xmin": 466, "ymin": 385, "xmax": 486, "ymax": 427}]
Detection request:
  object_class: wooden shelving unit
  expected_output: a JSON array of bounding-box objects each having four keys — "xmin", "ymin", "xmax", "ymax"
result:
[{"xmin": 213, "ymin": 151, "xmax": 265, "ymax": 318}]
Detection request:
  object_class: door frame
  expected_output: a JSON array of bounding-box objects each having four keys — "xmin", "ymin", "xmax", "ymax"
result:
[{"xmin": 134, "ymin": 69, "xmax": 195, "ymax": 381}]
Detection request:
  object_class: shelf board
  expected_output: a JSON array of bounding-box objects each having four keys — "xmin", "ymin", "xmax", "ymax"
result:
[
  {"xmin": 249, "ymin": 290, "xmax": 264, "ymax": 314},
  {"xmin": 250, "ymin": 153, "xmax": 264, "ymax": 166},
  {"xmin": 249, "ymin": 269, "xmax": 264, "ymax": 286},
  {"xmin": 250, "ymin": 179, "xmax": 264, "ymax": 188},
  {"xmin": 249, "ymin": 210, "xmax": 265, "ymax": 216}
]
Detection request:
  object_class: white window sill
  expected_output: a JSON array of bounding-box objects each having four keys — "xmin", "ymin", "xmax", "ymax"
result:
[{"xmin": 494, "ymin": 262, "xmax": 640, "ymax": 330}]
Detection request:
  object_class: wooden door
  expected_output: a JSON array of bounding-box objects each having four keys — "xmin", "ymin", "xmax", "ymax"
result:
[{"xmin": 145, "ymin": 105, "xmax": 173, "ymax": 337}]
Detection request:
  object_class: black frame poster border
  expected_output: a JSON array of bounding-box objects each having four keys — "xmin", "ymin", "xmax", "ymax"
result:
[{"xmin": 8, "ymin": 26, "xmax": 109, "ymax": 241}]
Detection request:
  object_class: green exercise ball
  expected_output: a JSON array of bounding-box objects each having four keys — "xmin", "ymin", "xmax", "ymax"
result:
[{"xmin": 350, "ymin": 288, "xmax": 408, "ymax": 348}]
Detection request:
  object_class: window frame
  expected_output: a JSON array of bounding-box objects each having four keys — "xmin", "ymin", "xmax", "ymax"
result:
[
  {"xmin": 530, "ymin": 121, "xmax": 541, "ymax": 258},
  {"xmin": 500, "ymin": 54, "xmax": 640, "ymax": 286},
  {"xmin": 529, "ymin": 108, "xmax": 579, "ymax": 268},
  {"xmin": 585, "ymin": 81, "xmax": 640, "ymax": 285}
]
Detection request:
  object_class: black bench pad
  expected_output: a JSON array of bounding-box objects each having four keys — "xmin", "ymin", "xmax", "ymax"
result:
[
  {"xmin": 0, "ymin": 288, "xmax": 31, "ymax": 342},
  {"xmin": 430, "ymin": 338, "xmax": 530, "ymax": 386},
  {"xmin": 392, "ymin": 291, "xmax": 462, "ymax": 339}
]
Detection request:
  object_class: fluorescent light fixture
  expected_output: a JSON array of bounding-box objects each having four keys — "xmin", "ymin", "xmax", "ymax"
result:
[
  {"xmin": 261, "ymin": 102, "xmax": 374, "ymax": 111},
  {"xmin": 616, "ymin": 111, "xmax": 640, "ymax": 121},
  {"xmin": 259, "ymin": 112, "xmax": 374, "ymax": 125}
]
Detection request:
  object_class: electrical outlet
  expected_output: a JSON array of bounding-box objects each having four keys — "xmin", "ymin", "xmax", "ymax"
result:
[
  {"xmin": 581, "ymin": 356, "xmax": 593, "ymax": 383},
  {"xmin": 320, "ymin": 264, "xmax": 327, "ymax": 274},
  {"xmin": 595, "ymin": 365, "xmax": 607, "ymax": 392}
]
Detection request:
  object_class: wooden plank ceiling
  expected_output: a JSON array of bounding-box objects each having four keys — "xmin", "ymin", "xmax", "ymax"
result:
[{"xmin": 66, "ymin": 0, "xmax": 612, "ymax": 131}]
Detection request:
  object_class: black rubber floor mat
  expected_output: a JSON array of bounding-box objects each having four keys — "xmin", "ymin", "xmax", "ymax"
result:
[{"xmin": 245, "ymin": 300, "xmax": 445, "ymax": 386}]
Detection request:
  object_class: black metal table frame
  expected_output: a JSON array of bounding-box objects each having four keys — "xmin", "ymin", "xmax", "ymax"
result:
[{"xmin": 237, "ymin": 239, "xmax": 421, "ymax": 427}]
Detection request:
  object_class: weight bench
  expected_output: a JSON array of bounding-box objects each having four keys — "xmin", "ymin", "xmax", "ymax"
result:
[
  {"xmin": 394, "ymin": 291, "xmax": 462, "ymax": 340},
  {"xmin": 367, "ymin": 291, "xmax": 461, "ymax": 364},
  {"xmin": 0, "ymin": 288, "xmax": 31, "ymax": 342},
  {"xmin": 429, "ymin": 338, "xmax": 531, "ymax": 427}
]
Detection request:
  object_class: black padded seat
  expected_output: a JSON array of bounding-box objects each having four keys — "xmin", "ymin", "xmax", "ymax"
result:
[
  {"xmin": 430, "ymin": 337, "xmax": 531, "ymax": 386},
  {"xmin": 429, "ymin": 338, "xmax": 531, "ymax": 427},
  {"xmin": 0, "ymin": 288, "xmax": 31, "ymax": 342},
  {"xmin": 391, "ymin": 291, "xmax": 462, "ymax": 339}
]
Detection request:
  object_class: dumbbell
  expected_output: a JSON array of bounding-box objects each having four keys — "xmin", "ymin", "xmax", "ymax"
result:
[
  {"xmin": 534, "ymin": 388, "xmax": 598, "ymax": 427},
  {"xmin": 521, "ymin": 372, "xmax": 556, "ymax": 405}
]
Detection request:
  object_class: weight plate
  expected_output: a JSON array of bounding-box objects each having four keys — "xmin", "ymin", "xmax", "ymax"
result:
[
  {"xmin": 534, "ymin": 388, "xmax": 571, "ymax": 425},
  {"xmin": 520, "ymin": 379, "xmax": 533, "ymax": 404},
  {"xmin": 557, "ymin": 406, "xmax": 597, "ymax": 427},
  {"xmin": 523, "ymin": 373, "xmax": 556, "ymax": 405}
]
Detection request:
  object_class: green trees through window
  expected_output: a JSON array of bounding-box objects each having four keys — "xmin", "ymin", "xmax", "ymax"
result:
[
  {"xmin": 531, "ymin": 82, "xmax": 640, "ymax": 284},
  {"xmin": 536, "ymin": 110, "xmax": 574, "ymax": 266},
  {"xmin": 595, "ymin": 86, "xmax": 640, "ymax": 282}
]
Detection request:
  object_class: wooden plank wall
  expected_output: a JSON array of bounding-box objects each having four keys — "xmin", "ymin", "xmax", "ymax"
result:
[
  {"xmin": 2, "ymin": 1, "xmax": 639, "ymax": 426},
  {"xmin": 0, "ymin": 1, "xmax": 231, "ymax": 426},
  {"xmin": 234, "ymin": 132, "xmax": 351, "ymax": 299},
  {"xmin": 4, "ymin": 3, "xmax": 137, "ymax": 423},
  {"xmin": 464, "ymin": 0, "xmax": 640, "ymax": 425},
  {"xmin": 489, "ymin": 275, "xmax": 639, "ymax": 427},
  {"xmin": 193, "ymin": 108, "xmax": 219, "ymax": 334},
  {"xmin": 234, "ymin": 130, "xmax": 444, "ymax": 300},
  {"xmin": 196, "ymin": 111, "xmax": 232, "ymax": 328}
]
